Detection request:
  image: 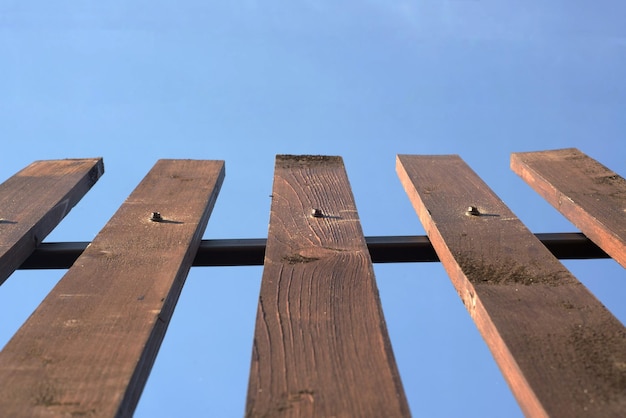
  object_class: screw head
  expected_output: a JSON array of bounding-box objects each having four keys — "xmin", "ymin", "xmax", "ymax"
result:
[
  {"xmin": 150, "ymin": 212, "xmax": 163, "ymax": 222},
  {"xmin": 466, "ymin": 206, "xmax": 480, "ymax": 216},
  {"xmin": 311, "ymin": 208, "xmax": 324, "ymax": 218}
]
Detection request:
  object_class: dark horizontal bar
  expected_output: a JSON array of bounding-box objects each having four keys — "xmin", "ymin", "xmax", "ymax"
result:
[{"xmin": 17, "ymin": 233, "xmax": 609, "ymax": 270}]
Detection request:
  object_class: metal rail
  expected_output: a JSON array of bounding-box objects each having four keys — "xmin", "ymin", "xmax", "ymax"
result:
[{"xmin": 18, "ymin": 233, "xmax": 608, "ymax": 269}]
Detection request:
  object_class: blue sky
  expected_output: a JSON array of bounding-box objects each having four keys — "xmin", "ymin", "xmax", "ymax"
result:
[{"xmin": 1, "ymin": 1, "xmax": 625, "ymax": 416}]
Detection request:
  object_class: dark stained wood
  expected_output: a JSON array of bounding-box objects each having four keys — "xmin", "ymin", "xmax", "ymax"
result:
[
  {"xmin": 511, "ymin": 148, "xmax": 626, "ymax": 268},
  {"xmin": 246, "ymin": 155, "xmax": 410, "ymax": 418},
  {"xmin": 0, "ymin": 159, "xmax": 224, "ymax": 418},
  {"xmin": 0, "ymin": 159, "xmax": 104, "ymax": 285},
  {"xmin": 397, "ymin": 154, "xmax": 626, "ymax": 418}
]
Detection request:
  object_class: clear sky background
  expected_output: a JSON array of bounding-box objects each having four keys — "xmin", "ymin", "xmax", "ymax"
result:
[{"xmin": 1, "ymin": 1, "xmax": 625, "ymax": 417}]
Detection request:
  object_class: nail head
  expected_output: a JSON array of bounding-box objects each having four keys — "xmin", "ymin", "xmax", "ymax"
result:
[
  {"xmin": 311, "ymin": 208, "xmax": 324, "ymax": 218},
  {"xmin": 466, "ymin": 206, "xmax": 480, "ymax": 216}
]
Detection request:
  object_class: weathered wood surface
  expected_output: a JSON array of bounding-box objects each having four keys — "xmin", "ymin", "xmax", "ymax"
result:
[
  {"xmin": 397, "ymin": 154, "xmax": 626, "ymax": 418},
  {"xmin": 0, "ymin": 159, "xmax": 224, "ymax": 418},
  {"xmin": 511, "ymin": 148, "xmax": 626, "ymax": 268},
  {"xmin": 246, "ymin": 155, "xmax": 410, "ymax": 418},
  {"xmin": 0, "ymin": 159, "xmax": 104, "ymax": 285}
]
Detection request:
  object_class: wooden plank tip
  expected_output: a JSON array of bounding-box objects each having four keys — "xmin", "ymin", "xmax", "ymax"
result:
[
  {"xmin": 511, "ymin": 148, "xmax": 583, "ymax": 161},
  {"xmin": 31, "ymin": 157, "xmax": 104, "ymax": 165},
  {"xmin": 397, "ymin": 153, "xmax": 462, "ymax": 161},
  {"xmin": 396, "ymin": 154, "xmax": 465, "ymax": 177},
  {"xmin": 276, "ymin": 154, "xmax": 343, "ymax": 167},
  {"xmin": 151, "ymin": 159, "xmax": 226, "ymax": 177},
  {"xmin": 80, "ymin": 158, "xmax": 105, "ymax": 180},
  {"xmin": 154, "ymin": 158, "xmax": 225, "ymax": 163},
  {"xmin": 90, "ymin": 158, "xmax": 105, "ymax": 184},
  {"xmin": 18, "ymin": 158, "xmax": 105, "ymax": 182},
  {"xmin": 395, "ymin": 154, "xmax": 409, "ymax": 166}
]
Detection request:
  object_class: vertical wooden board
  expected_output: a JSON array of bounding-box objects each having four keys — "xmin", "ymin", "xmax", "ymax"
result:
[
  {"xmin": 511, "ymin": 148, "xmax": 626, "ymax": 268},
  {"xmin": 246, "ymin": 155, "xmax": 410, "ymax": 418},
  {"xmin": 0, "ymin": 159, "xmax": 224, "ymax": 418},
  {"xmin": 397, "ymin": 155, "xmax": 626, "ymax": 418},
  {"xmin": 0, "ymin": 159, "xmax": 104, "ymax": 285}
]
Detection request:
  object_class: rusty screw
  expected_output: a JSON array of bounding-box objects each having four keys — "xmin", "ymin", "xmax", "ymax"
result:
[
  {"xmin": 150, "ymin": 212, "xmax": 163, "ymax": 222},
  {"xmin": 311, "ymin": 208, "xmax": 324, "ymax": 218},
  {"xmin": 466, "ymin": 206, "xmax": 480, "ymax": 216}
]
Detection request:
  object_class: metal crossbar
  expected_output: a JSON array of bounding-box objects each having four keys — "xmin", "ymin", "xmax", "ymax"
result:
[{"xmin": 19, "ymin": 233, "xmax": 609, "ymax": 269}]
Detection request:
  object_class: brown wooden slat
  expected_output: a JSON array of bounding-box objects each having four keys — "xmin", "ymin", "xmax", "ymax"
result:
[
  {"xmin": 511, "ymin": 148, "xmax": 626, "ymax": 268},
  {"xmin": 397, "ymin": 154, "xmax": 626, "ymax": 418},
  {"xmin": 0, "ymin": 159, "xmax": 224, "ymax": 418},
  {"xmin": 0, "ymin": 159, "xmax": 104, "ymax": 285},
  {"xmin": 246, "ymin": 155, "xmax": 410, "ymax": 418}
]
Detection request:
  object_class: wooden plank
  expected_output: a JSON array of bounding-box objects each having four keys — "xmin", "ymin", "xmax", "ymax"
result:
[
  {"xmin": 0, "ymin": 159, "xmax": 104, "ymax": 285},
  {"xmin": 397, "ymin": 154, "xmax": 626, "ymax": 418},
  {"xmin": 0, "ymin": 159, "xmax": 224, "ymax": 418},
  {"xmin": 246, "ymin": 155, "xmax": 410, "ymax": 418},
  {"xmin": 511, "ymin": 148, "xmax": 626, "ymax": 268}
]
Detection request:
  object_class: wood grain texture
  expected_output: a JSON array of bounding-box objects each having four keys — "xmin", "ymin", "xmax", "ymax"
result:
[
  {"xmin": 0, "ymin": 159, "xmax": 104, "ymax": 285},
  {"xmin": 246, "ymin": 155, "xmax": 410, "ymax": 418},
  {"xmin": 0, "ymin": 159, "xmax": 224, "ymax": 418},
  {"xmin": 511, "ymin": 148, "xmax": 626, "ymax": 268},
  {"xmin": 397, "ymin": 154, "xmax": 626, "ymax": 418}
]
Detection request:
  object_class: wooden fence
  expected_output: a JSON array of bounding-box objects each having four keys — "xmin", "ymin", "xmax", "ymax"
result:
[{"xmin": 0, "ymin": 148, "xmax": 624, "ymax": 417}]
